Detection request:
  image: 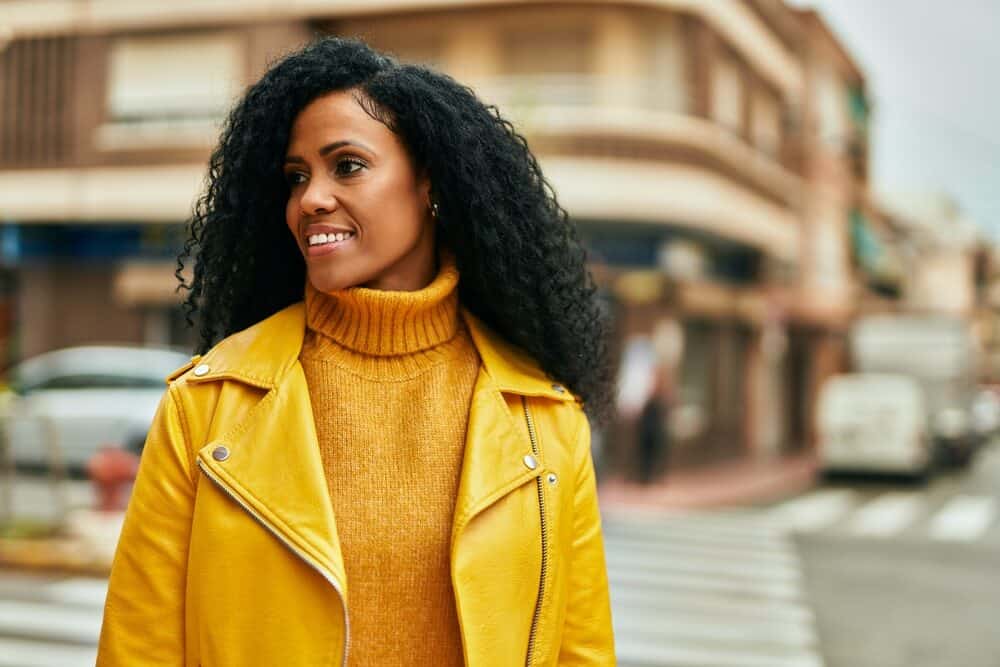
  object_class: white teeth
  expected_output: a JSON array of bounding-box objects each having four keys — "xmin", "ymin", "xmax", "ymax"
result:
[{"xmin": 308, "ymin": 231, "xmax": 355, "ymax": 246}]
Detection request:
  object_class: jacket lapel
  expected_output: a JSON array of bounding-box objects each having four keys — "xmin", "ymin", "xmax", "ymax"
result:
[
  {"xmin": 454, "ymin": 308, "xmax": 576, "ymax": 528},
  {"xmin": 451, "ymin": 369, "xmax": 541, "ymax": 533},
  {"xmin": 185, "ymin": 302, "xmax": 575, "ymax": 601},
  {"xmin": 188, "ymin": 304, "xmax": 346, "ymax": 589}
]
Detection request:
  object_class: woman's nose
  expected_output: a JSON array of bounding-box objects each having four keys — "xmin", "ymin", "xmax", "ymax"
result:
[{"xmin": 300, "ymin": 178, "xmax": 339, "ymax": 216}]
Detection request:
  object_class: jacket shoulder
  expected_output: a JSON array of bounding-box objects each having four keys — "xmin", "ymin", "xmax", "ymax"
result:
[
  {"xmin": 165, "ymin": 354, "xmax": 204, "ymax": 385},
  {"xmin": 169, "ymin": 304, "xmax": 305, "ymax": 389}
]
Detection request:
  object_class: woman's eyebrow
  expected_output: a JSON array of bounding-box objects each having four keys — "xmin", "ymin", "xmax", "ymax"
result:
[{"xmin": 285, "ymin": 140, "xmax": 375, "ymax": 164}]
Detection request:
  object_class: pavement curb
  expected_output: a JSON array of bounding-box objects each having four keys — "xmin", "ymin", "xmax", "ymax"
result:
[
  {"xmin": 598, "ymin": 453, "xmax": 819, "ymax": 512},
  {"xmin": 0, "ymin": 537, "xmax": 112, "ymax": 577}
]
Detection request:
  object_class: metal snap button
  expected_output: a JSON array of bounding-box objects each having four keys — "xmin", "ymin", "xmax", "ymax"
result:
[
  {"xmin": 523, "ymin": 454, "xmax": 538, "ymax": 470},
  {"xmin": 193, "ymin": 364, "xmax": 211, "ymax": 377},
  {"xmin": 547, "ymin": 473, "xmax": 558, "ymax": 485},
  {"xmin": 551, "ymin": 383, "xmax": 565, "ymax": 393},
  {"xmin": 212, "ymin": 446, "xmax": 230, "ymax": 461}
]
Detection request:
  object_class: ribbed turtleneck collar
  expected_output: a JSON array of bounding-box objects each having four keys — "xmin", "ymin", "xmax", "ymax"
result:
[{"xmin": 304, "ymin": 248, "xmax": 460, "ymax": 357}]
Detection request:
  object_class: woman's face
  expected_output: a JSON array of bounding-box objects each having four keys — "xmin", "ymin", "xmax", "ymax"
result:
[{"xmin": 283, "ymin": 90, "xmax": 436, "ymax": 293}]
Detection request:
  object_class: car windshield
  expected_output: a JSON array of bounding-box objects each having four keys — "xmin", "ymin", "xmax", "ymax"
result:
[
  {"xmin": 9, "ymin": 346, "xmax": 189, "ymax": 394},
  {"xmin": 21, "ymin": 374, "xmax": 165, "ymax": 392}
]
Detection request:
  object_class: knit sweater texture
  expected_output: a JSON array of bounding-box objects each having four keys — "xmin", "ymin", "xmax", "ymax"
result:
[{"xmin": 299, "ymin": 248, "xmax": 479, "ymax": 666}]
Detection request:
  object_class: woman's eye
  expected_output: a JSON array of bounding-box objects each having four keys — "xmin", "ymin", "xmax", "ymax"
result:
[
  {"xmin": 285, "ymin": 172, "xmax": 307, "ymax": 186},
  {"xmin": 335, "ymin": 158, "xmax": 366, "ymax": 176}
]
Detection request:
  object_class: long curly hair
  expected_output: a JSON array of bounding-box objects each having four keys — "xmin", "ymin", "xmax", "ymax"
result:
[{"xmin": 178, "ymin": 36, "xmax": 616, "ymax": 427}]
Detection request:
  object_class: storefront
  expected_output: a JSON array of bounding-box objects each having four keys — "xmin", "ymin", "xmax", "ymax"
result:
[
  {"xmin": 1, "ymin": 223, "xmax": 192, "ymax": 362},
  {"xmin": 581, "ymin": 222, "xmax": 769, "ymax": 477}
]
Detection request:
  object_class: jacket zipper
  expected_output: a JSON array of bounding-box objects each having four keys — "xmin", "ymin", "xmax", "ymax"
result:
[
  {"xmin": 196, "ymin": 459, "xmax": 351, "ymax": 667},
  {"xmin": 522, "ymin": 396, "xmax": 548, "ymax": 667}
]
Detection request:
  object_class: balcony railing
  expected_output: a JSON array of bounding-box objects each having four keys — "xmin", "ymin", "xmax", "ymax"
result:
[
  {"xmin": 473, "ymin": 75, "xmax": 799, "ymax": 208},
  {"xmin": 0, "ymin": 35, "xmax": 77, "ymax": 168},
  {"xmin": 476, "ymin": 74, "xmax": 689, "ymax": 117}
]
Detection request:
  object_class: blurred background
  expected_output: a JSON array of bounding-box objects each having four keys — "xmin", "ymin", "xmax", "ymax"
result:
[{"xmin": 0, "ymin": 1, "xmax": 998, "ymax": 666}]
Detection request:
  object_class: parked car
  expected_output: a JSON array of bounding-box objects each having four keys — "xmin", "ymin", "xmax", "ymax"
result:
[
  {"xmin": 1, "ymin": 345, "xmax": 191, "ymax": 470},
  {"xmin": 817, "ymin": 373, "xmax": 933, "ymax": 480}
]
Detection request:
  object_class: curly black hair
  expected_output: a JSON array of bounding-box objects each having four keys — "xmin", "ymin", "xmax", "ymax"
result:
[{"xmin": 177, "ymin": 36, "xmax": 616, "ymax": 427}]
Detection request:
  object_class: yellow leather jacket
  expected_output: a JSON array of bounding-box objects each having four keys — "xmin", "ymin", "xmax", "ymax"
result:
[{"xmin": 98, "ymin": 302, "xmax": 615, "ymax": 666}]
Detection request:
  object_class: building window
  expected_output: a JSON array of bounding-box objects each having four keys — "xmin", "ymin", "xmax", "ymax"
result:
[
  {"xmin": 752, "ymin": 90, "xmax": 782, "ymax": 158},
  {"xmin": 816, "ymin": 65, "xmax": 847, "ymax": 152},
  {"xmin": 710, "ymin": 54, "xmax": 744, "ymax": 135},
  {"xmin": 0, "ymin": 35, "xmax": 76, "ymax": 168},
  {"xmin": 504, "ymin": 28, "xmax": 590, "ymax": 76},
  {"xmin": 644, "ymin": 17, "xmax": 689, "ymax": 113},
  {"xmin": 97, "ymin": 32, "xmax": 244, "ymax": 150},
  {"xmin": 491, "ymin": 28, "xmax": 594, "ymax": 108},
  {"xmin": 390, "ymin": 41, "xmax": 444, "ymax": 69},
  {"xmin": 364, "ymin": 32, "xmax": 444, "ymax": 70}
]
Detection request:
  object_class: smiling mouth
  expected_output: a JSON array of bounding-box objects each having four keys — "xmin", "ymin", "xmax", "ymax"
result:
[{"xmin": 307, "ymin": 231, "xmax": 356, "ymax": 247}]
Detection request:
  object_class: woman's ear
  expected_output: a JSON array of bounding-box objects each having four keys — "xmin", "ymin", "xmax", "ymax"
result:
[
  {"xmin": 417, "ymin": 172, "xmax": 437, "ymax": 219},
  {"xmin": 417, "ymin": 170, "xmax": 432, "ymax": 210}
]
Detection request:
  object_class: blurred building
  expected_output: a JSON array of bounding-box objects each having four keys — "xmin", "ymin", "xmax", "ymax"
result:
[
  {"xmin": 876, "ymin": 192, "xmax": 1000, "ymax": 382},
  {"xmin": 0, "ymin": 0, "xmax": 874, "ymax": 476},
  {"xmin": 880, "ymin": 193, "xmax": 983, "ymax": 316}
]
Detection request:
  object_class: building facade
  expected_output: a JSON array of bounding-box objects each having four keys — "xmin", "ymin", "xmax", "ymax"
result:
[{"xmin": 0, "ymin": 0, "xmax": 872, "ymax": 475}]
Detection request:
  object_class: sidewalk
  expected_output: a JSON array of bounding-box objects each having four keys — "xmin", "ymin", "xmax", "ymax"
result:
[
  {"xmin": 0, "ymin": 475, "xmax": 122, "ymax": 576},
  {"xmin": 598, "ymin": 452, "xmax": 819, "ymax": 512}
]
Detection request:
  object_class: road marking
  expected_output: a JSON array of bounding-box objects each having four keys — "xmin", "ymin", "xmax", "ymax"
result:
[
  {"xmin": 44, "ymin": 577, "xmax": 108, "ymax": 608},
  {"xmin": 605, "ymin": 511, "xmax": 824, "ymax": 667},
  {"xmin": 610, "ymin": 586, "xmax": 816, "ymax": 625},
  {"xmin": 604, "ymin": 533, "xmax": 800, "ymax": 568},
  {"xmin": 614, "ymin": 607, "xmax": 818, "ymax": 647},
  {"xmin": 0, "ymin": 600, "xmax": 101, "ymax": 645},
  {"xmin": 604, "ymin": 521, "xmax": 793, "ymax": 554},
  {"xmin": 607, "ymin": 512, "xmax": 785, "ymax": 539},
  {"xmin": 0, "ymin": 637, "xmax": 97, "ymax": 667},
  {"xmin": 767, "ymin": 489, "xmax": 858, "ymax": 532},
  {"xmin": 609, "ymin": 565, "xmax": 804, "ymax": 601},
  {"xmin": 845, "ymin": 492, "xmax": 923, "ymax": 537},
  {"xmin": 606, "ymin": 545, "xmax": 803, "ymax": 584},
  {"xmin": 616, "ymin": 634, "xmax": 824, "ymax": 667},
  {"xmin": 927, "ymin": 495, "xmax": 997, "ymax": 541}
]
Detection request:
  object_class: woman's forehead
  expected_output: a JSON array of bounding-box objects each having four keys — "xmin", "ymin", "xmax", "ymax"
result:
[{"xmin": 287, "ymin": 91, "xmax": 395, "ymax": 155}]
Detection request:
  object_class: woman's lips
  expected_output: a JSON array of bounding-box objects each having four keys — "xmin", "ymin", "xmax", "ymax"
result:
[{"xmin": 306, "ymin": 234, "xmax": 355, "ymax": 258}]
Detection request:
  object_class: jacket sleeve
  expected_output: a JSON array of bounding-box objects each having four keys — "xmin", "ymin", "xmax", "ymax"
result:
[
  {"xmin": 558, "ymin": 414, "xmax": 616, "ymax": 665},
  {"xmin": 98, "ymin": 384, "xmax": 195, "ymax": 666}
]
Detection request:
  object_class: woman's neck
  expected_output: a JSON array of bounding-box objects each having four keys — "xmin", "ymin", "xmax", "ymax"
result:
[{"xmin": 303, "ymin": 248, "xmax": 460, "ymax": 356}]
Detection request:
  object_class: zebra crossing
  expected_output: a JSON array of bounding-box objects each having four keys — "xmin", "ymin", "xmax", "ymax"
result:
[
  {"xmin": 767, "ymin": 440, "xmax": 1000, "ymax": 543},
  {"xmin": 601, "ymin": 466, "xmax": 1000, "ymax": 667},
  {"xmin": 0, "ymin": 574, "xmax": 103, "ymax": 666},
  {"xmin": 765, "ymin": 488, "xmax": 1000, "ymax": 543},
  {"xmin": 603, "ymin": 509, "xmax": 826, "ymax": 667},
  {"xmin": 2, "ymin": 483, "xmax": 997, "ymax": 667}
]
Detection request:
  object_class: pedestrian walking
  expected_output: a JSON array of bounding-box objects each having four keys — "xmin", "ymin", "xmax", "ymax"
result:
[
  {"xmin": 97, "ymin": 37, "xmax": 616, "ymax": 666},
  {"xmin": 635, "ymin": 368, "xmax": 673, "ymax": 484}
]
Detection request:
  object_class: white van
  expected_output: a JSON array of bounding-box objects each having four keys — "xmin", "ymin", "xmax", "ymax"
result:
[
  {"xmin": 850, "ymin": 314, "xmax": 980, "ymax": 466},
  {"xmin": 817, "ymin": 373, "xmax": 932, "ymax": 478}
]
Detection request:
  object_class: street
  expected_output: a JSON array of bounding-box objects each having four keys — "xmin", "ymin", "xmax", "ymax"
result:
[
  {"xmin": 609, "ymin": 440, "xmax": 1000, "ymax": 666},
  {"xmin": 791, "ymin": 440, "xmax": 1000, "ymax": 667},
  {"xmin": 2, "ymin": 442, "xmax": 999, "ymax": 666},
  {"xmin": 0, "ymin": 573, "xmax": 102, "ymax": 666}
]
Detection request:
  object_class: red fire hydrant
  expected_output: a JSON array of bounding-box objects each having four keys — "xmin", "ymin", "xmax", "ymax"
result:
[{"xmin": 87, "ymin": 445, "xmax": 140, "ymax": 512}]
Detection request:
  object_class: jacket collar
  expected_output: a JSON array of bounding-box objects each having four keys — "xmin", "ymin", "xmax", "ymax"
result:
[{"xmin": 189, "ymin": 302, "xmax": 575, "ymax": 403}]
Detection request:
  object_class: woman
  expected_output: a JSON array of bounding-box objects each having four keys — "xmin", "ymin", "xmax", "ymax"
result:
[{"xmin": 98, "ymin": 37, "xmax": 616, "ymax": 666}]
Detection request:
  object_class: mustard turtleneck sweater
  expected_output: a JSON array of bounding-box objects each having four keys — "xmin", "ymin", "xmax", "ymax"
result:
[{"xmin": 299, "ymin": 248, "xmax": 480, "ymax": 666}]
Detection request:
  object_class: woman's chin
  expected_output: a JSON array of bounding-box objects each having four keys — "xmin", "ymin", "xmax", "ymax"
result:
[{"xmin": 307, "ymin": 270, "xmax": 357, "ymax": 294}]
